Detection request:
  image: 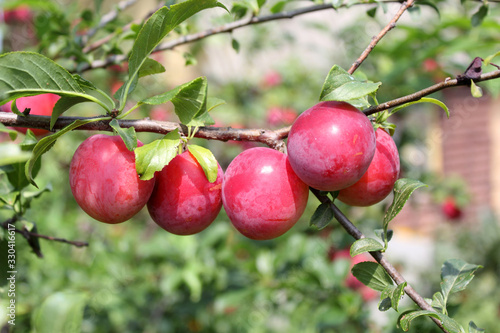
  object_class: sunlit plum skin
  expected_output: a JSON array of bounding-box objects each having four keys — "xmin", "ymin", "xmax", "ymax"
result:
[
  {"xmin": 222, "ymin": 147, "xmax": 309, "ymax": 240},
  {"xmin": 287, "ymin": 101, "xmax": 376, "ymax": 191},
  {"xmin": 69, "ymin": 135, "xmax": 155, "ymax": 224},
  {"xmin": 1, "ymin": 94, "xmax": 60, "ymax": 136},
  {"xmin": 147, "ymin": 151, "xmax": 224, "ymax": 235},
  {"xmin": 337, "ymin": 128, "xmax": 400, "ymax": 206}
]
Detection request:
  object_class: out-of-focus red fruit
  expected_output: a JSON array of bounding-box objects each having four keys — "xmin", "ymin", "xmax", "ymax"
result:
[
  {"xmin": 222, "ymin": 147, "xmax": 309, "ymax": 240},
  {"xmin": 287, "ymin": 101, "xmax": 376, "ymax": 191},
  {"xmin": 423, "ymin": 58, "xmax": 439, "ymax": 72},
  {"xmin": 266, "ymin": 107, "xmax": 297, "ymax": 126},
  {"xmin": 147, "ymin": 151, "xmax": 224, "ymax": 235},
  {"xmin": 69, "ymin": 135, "xmax": 155, "ymax": 224},
  {"xmin": 262, "ymin": 70, "xmax": 282, "ymax": 87},
  {"xmin": 337, "ymin": 128, "xmax": 400, "ymax": 207},
  {"xmin": 442, "ymin": 197, "xmax": 463, "ymax": 220},
  {"xmin": 3, "ymin": 6, "xmax": 32, "ymax": 23},
  {"xmin": 330, "ymin": 248, "xmax": 378, "ymax": 301},
  {"xmin": 150, "ymin": 107, "xmax": 170, "ymax": 122},
  {"xmin": 1, "ymin": 94, "xmax": 60, "ymax": 136}
]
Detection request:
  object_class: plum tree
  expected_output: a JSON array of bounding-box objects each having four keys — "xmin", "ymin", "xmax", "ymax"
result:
[
  {"xmin": 69, "ymin": 134, "xmax": 155, "ymax": 224},
  {"xmin": 147, "ymin": 150, "xmax": 224, "ymax": 235},
  {"xmin": 337, "ymin": 128, "xmax": 400, "ymax": 207},
  {"xmin": 287, "ymin": 101, "xmax": 376, "ymax": 191},
  {"xmin": 222, "ymin": 147, "xmax": 309, "ymax": 240}
]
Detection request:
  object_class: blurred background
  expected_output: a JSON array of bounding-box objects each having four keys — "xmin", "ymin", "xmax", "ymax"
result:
[{"xmin": 0, "ymin": 0, "xmax": 499, "ymax": 332}]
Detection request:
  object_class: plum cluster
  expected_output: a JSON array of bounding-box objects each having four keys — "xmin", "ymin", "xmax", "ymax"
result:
[{"xmin": 69, "ymin": 101, "xmax": 400, "ymax": 240}]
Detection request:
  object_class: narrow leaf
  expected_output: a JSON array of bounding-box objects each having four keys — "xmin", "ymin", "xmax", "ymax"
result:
[
  {"xmin": 398, "ymin": 310, "xmax": 465, "ymax": 333},
  {"xmin": 25, "ymin": 118, "xmax": 106, "ymax": 188},
  {"xmin": 351, "ymin": 261, "xmax": 393, "ymax": 292},
  {"xmin": 134, "ymin": 130, "xmax": 181, "ymax": 180},
  {"xmin": 384, "ymin": 178, "xmax": 427, "ymax": 226},
  {"xmin": 374, "ymin": 229, "xmax": 393, "ymax": 243},
  {"xmin": 309, "ymin": 202, "xmax": 334, "ymax": 230},
  {"xmin": 470, "ymin": 80, "xmax": 483, "ymax": 98},
  {"xmin": 138, "ymin": 57, "xmax": 166, "ymax": 78},
  {"xmin": 440, "ymin": 259, "xmax": 482, "ymax": 301},
  {"xmin": 432, "ymin": 291, "xmax": 446, "ymax": 313},
  {"xmin": 187, "ymin": 145, "xmax": 219, "ymax": 183},
  {"xmin": 389, "ymin": 97, "xmax": 449, "ymax": 118},
  {"xmin": 483, "ymin": 50, "xmax": 500, "ymax": 66},
  {"xmin": 51, "ymin": 96, "xmax": 89, "ymax": 130},
  {"xmin": 33, "ymin": 291, "xmax": 88, "ymax": 333},
  {"xmin": 320, "ymin": 65, "xmax": 381, "ymax": 102},
  {"xmin": 391, "ymin": 282, "xmax": 406, "ymax": 312},
  {"xmin": 142, "ymin": 77, "xmax": 211, "ymax": 126},
  {"xmin": 121, "ymin": 1, "xmax": 225, "ymax": 106},
  {"xmin": 471, "ymin": 4, "xmax": 488, "ymax": 27},
  {"xmin": 468, "ymin": 321, "xmax": 485, "ymax": 333},
  {"xmin": 109, "ymin": 119, "xmax": 137, "ymax": 151},
  {"xmin": 350, "ymin": 238, "xmax": 384, "ymax": 257}
]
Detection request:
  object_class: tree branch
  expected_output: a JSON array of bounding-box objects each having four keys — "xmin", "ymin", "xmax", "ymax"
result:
[
  {"xmin": 77, "ymin": 2, "xmax": 405, "ymax": 72},
  {"xmin": 310, "ymin": 189, "xmax": 450, "ymax": 333},
  {"xmin": 80, "ymin": 0, "xmax": 138, "ymax": 46},
  {"xmin": 347, "ymin": 0, "xmax": 415, "ymax": 75},
  {"xmin": 363, "ymin": 69, "xmax": 500, "ymax": 116}
]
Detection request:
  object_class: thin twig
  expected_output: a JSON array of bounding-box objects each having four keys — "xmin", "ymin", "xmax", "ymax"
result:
[
  {"xmin": 77, "ymin": 2, "xmax": 406, "ymax": 72},
  {"xmin": 80, "ymin": 0, "xmax": 138, "ymax": 45},
  {"xmin": 82, "ymin": 2, "xmax": 164, "ymax": 54},
  {"xmin": 347, "ymin": 0, "xmax": 415, "ymax": 75},
  {"xmin": 310, "ymin": 189, "xmax": 450, "ymax": 333},
  {"xmin": 363, "ymin": 69, "xmax": 500, "ymax": 115},
  {"xmin": 1, "ymin": 218, "xmax": 89, "ymax": 249}
]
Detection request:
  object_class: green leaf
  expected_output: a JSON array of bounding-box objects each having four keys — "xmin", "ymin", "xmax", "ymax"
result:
[
  {"xmin": 142, "ymin": 77, "xmax": 211, "ymax": 126},
  {"xmin": 51, "ymin": 96, "xmax": 89, "ymax": 130},
  {"xmin": 351, "ymin": 261, "xmax": 393, "ymax": 292},
  {"xmin": 366, "ymin": 7, "xmax": 377, "ymax": 18},
  {"xmin": 398, "ymin": 310, "xmax": 465, "ymax": 333},
  {"xmin": 231, "ymin": 38, "xmax": 240, "ymax": 53},
  {"xmin": 384, "ymin": 178, "xmax": 427, "ymax": 226},
  {"xmin": 207, "ymin": 97, "xmax": 226, "ymax": 112},
  {"xmin": 470, "ymin": 80, "xmax": 483, "ymax": 98},
  {"xmin": 270, "ymin": 1, "xmax": 286, "ymax": 13},
  {"xmin": 309, "ymin": 202, "xmax": 334, "ymax": 230},
  {"xmin": 440, "ymin": 259, "xmax": 482, "ymax": 303},
  {"xmin": 138, "ymin": 57, "xmax": 166, "ymax": 78},
  {"xmin": 391, "ymin": 282, "xmax": 406, "ymax": 312},
  {"xmin": 134, "ymin": 130, "xmax": 181, "ymax": 180},
  {"xmin": 468, "ymin": 321, "xmax": 485, "ymax": 333},
  {"xmin": 0, "ymin": 52, "xmax": 109, "ymax": 111},
  {"xmin": 187, "ymin": 145, "xmax": 219, "ymax": 183},
  {"xmin": 0, "ymin": 124, "xmax": 18, "ymax": 141},
  {"xmin": 483, "ymin": 50, "xmax": 500, "ymax": 66},
  {"xmin": 25, "ymin": 118, "xmax": 106, "ymax": 188},
  {"xmin": 374, "ymin": 228, "xmax": 393, "ymax": 243},
  {"xmin": 432, "ymin": 291, "xmax": 446, "ymax": 313},
  {"xmin": 33, "ymin": 291, "xmax": 88, "ymax": 333},
  {"xmin": 378, "ymin": 283, "xmax": 406, "ymax": 312},
  {"xmin": 389, "ymin": 97, "xmax": 449, "ymax": 118},
  {"xmin": 350, "ymin": 238, "xmax": 384, "ymax": 257},
  {"xmin": 320, "ymin": 65, "xmax": 381, "ymax": 102},
  {"xmin": 120, "ymin": 1, "xmax": 226, "ymax": 107},
  {"xmin": 471, "ymin": 4, "xmax": 488, "ymax": 27},
  {"xmin": 109, "ymin": 119, "xmax": 137, "ymax": 151}
]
